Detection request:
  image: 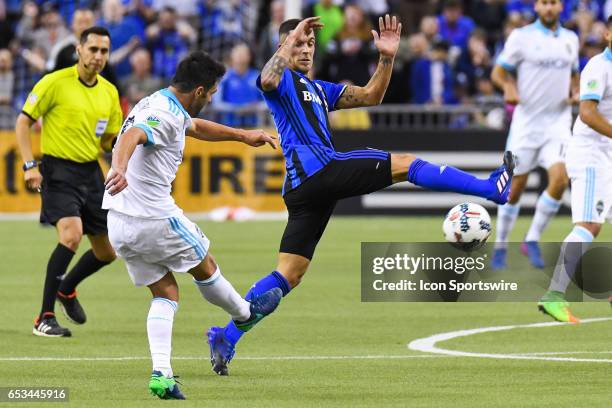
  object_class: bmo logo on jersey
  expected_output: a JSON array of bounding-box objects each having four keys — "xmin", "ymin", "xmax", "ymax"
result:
[{"xmin": 302, "ymin": 91, "xmax": 323, "ymax": 105}]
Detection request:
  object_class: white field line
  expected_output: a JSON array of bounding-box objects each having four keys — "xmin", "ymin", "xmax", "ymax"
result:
[
  {"xmin": 0, "ymin": 354, "xmax": 444, "ymax": 362},
  {"xmin": 408, "ymin": 317, "xmax": 612, "ymax": 363}
]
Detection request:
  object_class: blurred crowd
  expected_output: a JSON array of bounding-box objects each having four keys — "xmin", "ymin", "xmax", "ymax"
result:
[{"xmin": 0, "ymin": 0, "xmax": 610, "ymax": 129}]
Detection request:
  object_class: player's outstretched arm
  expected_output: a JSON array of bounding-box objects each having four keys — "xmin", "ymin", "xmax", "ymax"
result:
[
  {"xmin": 187, "ymin": 118, "xmax": 277, "ymax": 149},
  {"xmin": 336, "ymin": 14, "xmax": 401, "ymax": 109},
  {"xmin": 105, "ymin": 127, "xmax": 148, "ymax": 195},
  {"xmin": 579, "ymin": 100, "xmax": 612, "ymax": 138},
  {"xmin": 260, "ymin": 17, "xmax": 324, "ymax": 92}
]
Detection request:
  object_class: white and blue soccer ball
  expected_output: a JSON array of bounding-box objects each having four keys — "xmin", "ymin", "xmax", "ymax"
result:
[{"xmin": 443, "ymin": 203, "xmax": 492, "ymax": 252}]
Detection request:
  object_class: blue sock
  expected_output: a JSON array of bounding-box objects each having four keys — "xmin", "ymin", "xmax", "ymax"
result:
[
  {"xmin": 407, "ymin": 158, "xmax": 493, "ymax": 198},
  {"xmin": 223, "ymin": 271, "xmax": 291, "ymax": 345}
]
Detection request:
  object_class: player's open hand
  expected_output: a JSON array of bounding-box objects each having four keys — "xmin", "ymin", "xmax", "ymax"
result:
[
  {"xmin": 372, "ymin": 14, "xmax": 402, "ymax": 58},
  {"xmin": 24, "ymin": 167, "xmax": 42, "ymax": 192},
  {"xmin": 105, "ymin": 167, "xmax": 128, "ymax": 196},
  {"xmin": 241, "ymin": 129, "xmax": 277, "ymax": 149},
  {"xmin": 289, "ymin": 17, "xmax": 324, "ymax": 39}
]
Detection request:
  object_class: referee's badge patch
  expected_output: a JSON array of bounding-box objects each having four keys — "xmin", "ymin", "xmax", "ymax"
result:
[
  {"xmin": 95, "ymin": 118, "xmax": 109, "ymax": 136},
  {"xmin": 28, "ymin": 93, "xmax": 38, "ymax": 105}
]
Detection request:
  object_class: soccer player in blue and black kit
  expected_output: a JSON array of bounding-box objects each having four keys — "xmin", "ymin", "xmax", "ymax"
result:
[{"xmin": 207, "ymin": 15, "xmax": 515, "ymax": 375}]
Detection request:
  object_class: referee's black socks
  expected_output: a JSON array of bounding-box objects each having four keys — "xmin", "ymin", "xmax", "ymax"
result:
[
  {"xmin": 58, "ymin": 249, "xmax": 111, "ymax": 296},
  {"xmin": 40, "ymin": 243, "xmax": 75, "ymax": 318}
]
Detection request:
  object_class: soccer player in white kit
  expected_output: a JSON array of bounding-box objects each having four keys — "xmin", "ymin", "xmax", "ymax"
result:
[
  {"xmin": 102, "ymin": 51, "xmax": 280, "ymax": 400},
  {"xmin": 538, "ymin": 16, "xmax": 612, "ymax": 323},
  {"xmin": 491, "ymin": 0, "xmax": 579, "ymax": 269}
]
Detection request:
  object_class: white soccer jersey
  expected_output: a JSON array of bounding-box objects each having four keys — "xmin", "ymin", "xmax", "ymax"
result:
[
  {"xmin": 572, "ymin": 48, "xmax": 612, "ymax": 150},
  {"xmin": 102, "ymin": 88, "xmax": 192, "ymax": 219},
  {"xmin": 496, "ymin": 20, "xmax": 579, "ymax": 132}
]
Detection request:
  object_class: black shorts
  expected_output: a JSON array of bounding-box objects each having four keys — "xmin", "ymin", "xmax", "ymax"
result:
[
  {"xmin": 280, "ymin": 150, "xmax": 392, "ymax": 260},
  {"xmin": 39, "ymin": 155, "xmax": 108, "ymax": 235}
]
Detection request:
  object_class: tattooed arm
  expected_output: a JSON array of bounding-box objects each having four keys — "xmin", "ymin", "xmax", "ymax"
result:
[
  {"xmin": 337, "ymin": 14, "xmax": 402, "ymax": 109},
  {"xmin": 260, "ymin": 17, "xmax": 323, "ymax": 92}
]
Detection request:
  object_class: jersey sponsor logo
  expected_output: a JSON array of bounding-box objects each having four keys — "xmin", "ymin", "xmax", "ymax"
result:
[
  {"xmin": 535, "ymin": 59, "xmax": 572, "ymax": 69},
  {"xmin": 587, "ymin": 80, "xmax": 598, "ymax": 90},
  {"xmin": 302, "ymin": 91, "xmax": 323, "ymax": 105},
  {"xmin": 147, "ymin": 115, "xmax": 161, "ymax": 127}
]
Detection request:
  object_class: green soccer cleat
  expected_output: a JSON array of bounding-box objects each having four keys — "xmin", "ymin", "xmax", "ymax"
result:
[
  {"xmin": 538, "ymin": 291, "xmax": 580, "ymax": 323},
  {"xmin": 148, "ymin": 371, "xmax": 185, "ymax": 400}
]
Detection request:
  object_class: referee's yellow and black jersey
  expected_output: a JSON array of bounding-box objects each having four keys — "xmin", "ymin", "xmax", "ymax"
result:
[{"xmin": 22, "ymin": 65, "xmax": 123, "ymax": 163}]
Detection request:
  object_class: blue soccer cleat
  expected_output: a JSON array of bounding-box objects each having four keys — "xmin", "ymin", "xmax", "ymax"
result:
[
  {"xmin": 491, "ymin": 247, "xmax": 507, "ymax": 270},
  {"xmin": 148, "ymin": 371, "xmax": 185, "ymax": 400},
  {"xmin": 521, "ymin": 241, "xmax": 545, "ymax": 268},
  {"xmin": 207, "ymin": 288, "xmax": 282, "ymax": 376},
  {"xmin": 207, "ymin": 326, "xmax": 235, "ymax": 376},
  {"xmin": 236, "ymin": 287, "xmax": 283, "ymax": 332},
  {"xmin": 486, "ymin": 152, "xmax": 515, "ymax": 204}
]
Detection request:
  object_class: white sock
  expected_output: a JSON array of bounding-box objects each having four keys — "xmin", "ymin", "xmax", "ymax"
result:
[
  {"xmin": 494, "ymin": 203, "xmax": 520, "ymax": 249},
  {"xmin": 193, "ymin": 267, "xmax": 251, "ymax": 321},
  {"xmin": 147, "ymin": 297, "xmax": 177, "ymax": 378},
  {"xmin": 548, "ymin": 226, "xmax": 594, "ymax": 293},
  {"xmin": 525, "ymin": 191, "xmax": 561, "ymax": 242}
]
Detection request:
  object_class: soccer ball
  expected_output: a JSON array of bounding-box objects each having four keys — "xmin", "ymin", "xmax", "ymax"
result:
[{"xmin": 443, "ymin": 203, "xmax": 492, "ymax": 252}]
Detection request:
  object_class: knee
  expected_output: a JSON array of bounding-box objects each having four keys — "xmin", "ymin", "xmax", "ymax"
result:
[{"xmin": 60, "ymin": 232, "xmax": 82, "ymax": 252}]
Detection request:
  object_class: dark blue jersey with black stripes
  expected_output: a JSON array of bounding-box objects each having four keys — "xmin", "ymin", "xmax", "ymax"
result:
[{"xmin": 256, "ymin": 68, "xmax": 347, "ymax": 194}]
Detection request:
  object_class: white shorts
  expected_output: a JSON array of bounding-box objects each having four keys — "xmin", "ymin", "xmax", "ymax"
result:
[
  {"xmin": 506, "ymin": 123, "xmax": 570, "ymax": 175},
  {"xmin": 566, "ymin": 145, "xmax": 612, "ymax": 224},
  {"xmin": 107, "ymin": 210, "xmax": 210, "ymax": 286}
]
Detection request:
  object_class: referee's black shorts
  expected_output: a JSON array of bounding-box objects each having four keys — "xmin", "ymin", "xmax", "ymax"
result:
[
  {"xmin": 280, "ymin": 149, "xmax": 392, "ymax": 260},
  {"xmin": 39, "ymin": 155, "xmax": 108, "ymax": 235}
]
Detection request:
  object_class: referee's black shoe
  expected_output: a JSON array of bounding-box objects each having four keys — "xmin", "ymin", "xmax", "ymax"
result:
[
  {"xmin": 57, "ymin": 291, "xmax": 87, "ymax": 325},
  {"xmin": 33, "ymin": 313, "xmax": 72, "ymax": 337}
]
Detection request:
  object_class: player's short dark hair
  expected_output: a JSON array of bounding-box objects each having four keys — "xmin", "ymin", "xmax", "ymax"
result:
[
  {"xmin": 170, "ymin": 51, "xmax": 226, "ymax": 93},
  {"xmin": 608, "ymin": 14, "xmax": 612, "ymax": 27},
  {"xmin": 279, "ymin": 19, "xmax": 301, "ymax": 38},
  {"xmin": 443, "ymin": 0, "xmax": 462, "ymax": 9},
  {"xmin": 79, "ymin": 26, "xmax": 111, "ymax": 44}
]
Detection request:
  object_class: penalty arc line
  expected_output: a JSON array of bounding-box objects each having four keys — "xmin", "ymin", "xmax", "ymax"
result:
[{"xmin": 408, "ymin": 317, "xmax": 612, "ymax": 363}]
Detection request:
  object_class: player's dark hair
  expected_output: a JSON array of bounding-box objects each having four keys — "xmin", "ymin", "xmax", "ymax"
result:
[
  {"xmin": 279, "ymin": 19, "xmax": 301, "ymax": 38},
  {"xmin": 608, "ymin": 14, "xmax": 612, "ymax": 27},
  {"xmin": 170, "ymin": 51, "xmax": 226, "ymax": 93},
  {"xmin": 79, "ymin": 26, "xmax": 111, "ymax": 44},
  {"xmin": 443, "ymin": 0, "xmax": 462, "ymax": 9}
]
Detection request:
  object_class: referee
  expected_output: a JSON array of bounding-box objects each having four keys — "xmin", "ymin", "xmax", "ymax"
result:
[{"xmin": 15, "ymin": 27, "xmax": 123, "ymax": 337}]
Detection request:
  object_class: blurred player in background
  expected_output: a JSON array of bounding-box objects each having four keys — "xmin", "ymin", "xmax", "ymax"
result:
[
  {"xmin": 491, "ymin": 0, "xmax": 579, "ymax": 270},
  {"xmin": 207, "ymin": 15, "xmax": 516, "ymax": 376},
  {"xmin": 539, "ymin": 15, "xmax": 612, "ymax": 323},
  {"xmin": 15, "ymin": 27, "xmax": 122, "ymax": 338},
  {"xmin": 103, "ymin": 51, "xmax": 280, "ymax": 400}
]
